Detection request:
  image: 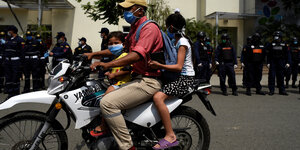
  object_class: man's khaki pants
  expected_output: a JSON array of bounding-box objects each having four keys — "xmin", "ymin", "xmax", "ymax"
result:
[{"xmin": 100, "ymin": 76, "xmax": 161, "ymax": 150}]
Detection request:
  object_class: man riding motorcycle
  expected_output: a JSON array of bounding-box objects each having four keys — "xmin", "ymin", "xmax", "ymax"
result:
[{"xmin": 86, "ymin": 0, "xmax": 163, "ymax": 149}]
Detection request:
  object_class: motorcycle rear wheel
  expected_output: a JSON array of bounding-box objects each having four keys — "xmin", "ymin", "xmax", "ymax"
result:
[
  {"xmin": 167, "ymin": 106, "xmax": 210, "ymax": 150},
  {"xmin": 0, "ymin": 111, "xmax": 68, "ymax": 150}
]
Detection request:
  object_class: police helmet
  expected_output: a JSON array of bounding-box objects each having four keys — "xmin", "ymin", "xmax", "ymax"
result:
[
  {"xmin": 36, "ymin": 34, "xmax": 42, "ymax": 39},
  {"xmin": 55, "ymin": 32, "xmax": 65, "ymax": 39},
  {"xmin": 292, "ymin": 37, "xmax": 298, "ymax": 42},
  {"xmin": 252, "ymin": 33, "xmax": 261, "ymax": 41},
  {"xmin": 221, "ymin": 33, "xmax": 229, "ymax": 40},
  {"xmin": 0, "ymin": 31, "xmax": 5, "ymax": 37},
  {"xmin": 205, "ymin": 36, "xmax": 211, "ymax": 42},
  {"xmin": 197, "ymin": 31, "xmax": 206, "ymax": 39},
  {"xmin": 273, "ymin": 31, "xmax": 282, "ymax": 37},
  {"xmin": 26, "ymin": 31, "xmax": 32, "ymax": 36},
  {"xmin": 79, "ymin": 37, "xmax": 87, "ymax": 42}
]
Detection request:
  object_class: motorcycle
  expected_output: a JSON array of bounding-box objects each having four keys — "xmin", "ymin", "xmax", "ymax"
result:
[{"xmin": 0, "ymin": 56, "xmax": 216, "ymax": 150}]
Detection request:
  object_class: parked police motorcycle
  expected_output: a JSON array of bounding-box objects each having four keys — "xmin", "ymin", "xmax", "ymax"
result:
[{"xmin": 0, "ymin": 56, "xmax": 216, "ymax": 150}]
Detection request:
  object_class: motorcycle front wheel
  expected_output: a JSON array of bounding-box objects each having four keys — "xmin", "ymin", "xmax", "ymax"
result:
[{"xmin": 0, "ymin": 111, "xmax": 68, "ymax": 150}]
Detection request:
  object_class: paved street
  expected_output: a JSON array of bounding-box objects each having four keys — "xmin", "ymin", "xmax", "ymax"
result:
[{"xmin": 0, "ymin": 74, "xmax": 299, "ymax": 150}]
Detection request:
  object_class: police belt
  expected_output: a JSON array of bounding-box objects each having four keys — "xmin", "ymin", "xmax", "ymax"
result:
[
  {"xmin": 6, "ymin": 57, "xmax": 20, "ymax": 61},
  {"xmin": 55, "ymin": 58, "xmax": 65, "ymax": 61},
  {"xmin": 25, "ymin": 55, "xmax": 39, "ymax": 59}
]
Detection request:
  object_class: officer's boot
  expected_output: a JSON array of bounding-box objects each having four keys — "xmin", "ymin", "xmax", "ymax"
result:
[
  {"xmin": 246, "ymin": 88, "xmax": 251, "ymax": 96},
  {"xmin": 292, "ymin": 81, "xmax": 297, "ymax": 88},
  {"xmin": 222, "ymin": 90, "xmax": 228, "ymax": 96},
  {"xmin": 279, "ymin": 90, "xmax": 288, "ymax": 96},
  {"xmin": 232, "ymin": 90, "xmax": 238, "ymax": 96}
]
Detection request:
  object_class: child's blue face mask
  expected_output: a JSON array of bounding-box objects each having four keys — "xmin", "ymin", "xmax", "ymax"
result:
[
  {"xmin": 167, "ymin": 29, "xmax": 175, "ymax": 39},
  {"xmin": 108, "ymin": 44, "xmax": 123, "ymax": 56}
]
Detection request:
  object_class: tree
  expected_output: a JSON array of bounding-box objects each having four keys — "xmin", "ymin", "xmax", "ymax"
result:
[{"xmin": 75, "ymin": 0, "xmax": 171, "ymax": 26}]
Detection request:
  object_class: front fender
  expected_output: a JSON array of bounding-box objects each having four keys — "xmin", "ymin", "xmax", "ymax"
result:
[{"xmin": 0, "ymin": 91, "xmax": 56, "ymax": 110}]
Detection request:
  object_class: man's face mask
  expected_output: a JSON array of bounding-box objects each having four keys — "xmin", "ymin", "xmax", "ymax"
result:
[
  {"xmin": 108, "ymin": 44, "xmax": 123, "ymax": 56},
  {"xmin": 124, "ymin": 8, "xmax": 141, "ymax": 24},
  {"xmin": 293, "ymin": 41, "xmax": 298, "ymax": 45}
]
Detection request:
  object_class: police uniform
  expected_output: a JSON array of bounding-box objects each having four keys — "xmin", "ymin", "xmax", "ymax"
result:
[
  {"xmin": 36, "ymin": 34, "xmax": 48, "ymax": 89},
  {"xmin": 241, "ymin": 36, "xmax": 252, "ymax": 88},
  {"xmin": 215, "ymin": 39, "xmax": 238, "ymax": 96},
  {"xmin": 23, "ymin": 31, "xmax": 41, "ymax": 93},
  {"xmin": 0, "ymin": 31, "xmax": 5, "ymax": 93},
  {"xmin": 194, "ymin": 40, "xmax": 212, "ymax": 83},
  {"xmin": 285, "ymin": 38, "xmax": 300, "ymax": 88},
  {"xmin": 74, "ymin": 38, "xmax": 92, "ymax": 56},
  {"xmin": 243, "ymin": 42, "xmax": 266, "ymax": 95},
  {"xmin": 266, "ymin": 39, "xmax": 291, "ymax": 95},
  {"xmin": 3, "ymin": 26, "xmax": 25, "ymax": 98}
]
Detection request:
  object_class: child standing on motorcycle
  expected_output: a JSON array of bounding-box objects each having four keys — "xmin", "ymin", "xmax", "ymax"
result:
[
  {"xmin": 90, "ymin": 31, "xmax": 132, "ymax": 137},
  {"xmin": 149, "ymin": 14, "xmax": 195, "ymax": 149}
]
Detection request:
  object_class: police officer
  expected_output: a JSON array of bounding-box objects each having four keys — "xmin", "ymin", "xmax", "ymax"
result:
[
  {"xmin": 36, "ymin": 34, "xmax": 48, "ymax": 89},
  {"xmin": 243, "ymin": 33, "xmax": 266, "ymax": 96},
  {"xmin": 266, "ymin": 31, "xmax": 291, "ymax": 95},
  {"xmin": 193, "ymin": 32, "xmax": 212, "ymax": 83},
  {"xmin": 241, "ymin": 36, "xmax": 252, "ymax": 88},
  {"xmin": 215, "ymin": 33, "xmax": 238, "ymax": 96},
  {"xmin": 205, "ymin": 36, "xmax": 213, "ymax": 83},
  {"xmin": 99, "ymin": 28, "xmax": 112, "ymax": 80},
  {"xmin": 285, "ymin": 37, "xmax": 300, "ymax": 88},
  {"xmin": 49, "ymin": 32, "xmax": 73, "ymax": 68},
  {"xmin": 0, "ymin": 31, "xmax": 5, "ymax": 93},
  {"xmin": 3, "ymin": 25, "xmax": 25, "ymax": 99},
  {"xmin": 22, "ymin": 31, "xmax": 41, "ymax": 93},
  {"xmin": 74, "ymin": 37, "xmax": 92, "ymax": 56}
]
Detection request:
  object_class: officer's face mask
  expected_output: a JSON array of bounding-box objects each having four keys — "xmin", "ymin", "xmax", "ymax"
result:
[
  {"xmin": 124, "ymin": 8, "xmax": 141, "ymax": 24},
  {"xmin": 108, "ymin": 44, "xmax": 123, "ymax": 56},
  {"xmin": 57, "ymin": 39, "xmax": 64, "ymax": 44},
  {"xmin": 206, "ymin": 42, "xmax": 211, "ymax": 45},
  {"xmin": 0, "ymin": 38, "xmax": 5, "ymax": 44},
  {"xmin": 222, "ymin": 39, "xmax": 227, "ymax": 43},
  {"xmin": 37, "ymin": 39, "xmax": 42, "ymax": 42},
  {"xmin": 294, "ymin": 41, "xmax": 298, "ymax": 45},
  {"xmin": 274, "ymin": 36, "xmax": 280, "ymax": 42},
  {"xmin": 27, "ymin": 36, "xmax": 32, "ymax": 40},
  {"xmin": 7, "ymin": 32, "xmax": 12, "ymax": 37}
]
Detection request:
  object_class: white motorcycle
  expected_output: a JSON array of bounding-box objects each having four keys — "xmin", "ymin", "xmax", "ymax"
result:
[{"xmin": 0, "ymin": 56, "xmax": 216, "ymax": 150}]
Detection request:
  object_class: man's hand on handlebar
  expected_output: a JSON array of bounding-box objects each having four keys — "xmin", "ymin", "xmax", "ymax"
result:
[{"xmin": 90, "ymin": 62, "xmax": 110, "ymax": 71}]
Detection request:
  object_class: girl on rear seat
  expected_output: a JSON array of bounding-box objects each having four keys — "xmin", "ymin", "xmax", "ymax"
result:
[{"xmin": 149, "ymin": 14, "xmax": 195, "ymax": 149}]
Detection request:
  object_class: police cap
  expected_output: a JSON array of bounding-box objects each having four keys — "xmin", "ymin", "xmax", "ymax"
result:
[
  {"xmin": 55, "ymin": 32, "xmax": 65, "ymax": 39},
  {"xmin": 79, "ymin": 37, "xmax": 87, "ymax": 42},
  {"xmin": 7, "ymin": 25, "xmax": 18, "ymax": 33},
  {"xmin": 99, "ymin": 28, "xmax": 109, "ymax": 35}
]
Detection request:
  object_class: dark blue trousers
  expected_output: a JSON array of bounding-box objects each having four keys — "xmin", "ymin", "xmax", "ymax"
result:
[
  {"xmin": 0, "ymin": 58, "xmax": 4, "ymax": 92},
  {"xmin": 23, "ymin": 58, "xmax": 40, "ymax": 92},
  {"xmin": 268, "ymin": 60, "xmax": 286, "ymax": 93},
  {"xmin": 196, "ymin": 61, "xmax": 211, "ymax": 83},
  {"xmin": 4, "ymin": 59, "xmax": 21, "ymax": 98},
  {"xmin": 245, "ymin": 62, "xmax": 263, "ymax": 91},
  {"xmin": 285, "ymin": 60, "xmax": 299, "ymax": 83},
  {"xmin": 218, "ymin": 62, "xmax": 237, "ymax": 92}
]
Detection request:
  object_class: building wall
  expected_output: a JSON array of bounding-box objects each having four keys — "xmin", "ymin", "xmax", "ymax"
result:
[
  {"xmin": 67, "ymin": 0, "xmax": 119, "ymax": 52},
  {"xmin": 27, "ymin": 10, "xmax": 52, "ymax": 25},
  {"xmin": 206, "ymin": 0, "xmax": 240, "ymax": 15},
  {"xmin": 164, "ymin": 0, "xmax": 198, "ymax": 19},
  {"xmin": 0, "ymin": 8, "xmax": 28, "ymax": 35}
]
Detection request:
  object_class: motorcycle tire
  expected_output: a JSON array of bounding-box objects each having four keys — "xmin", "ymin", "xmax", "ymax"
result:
[
  {"xmin": 0, "ymin": 110, "xmax": 68, "ymax": 150},
  {"xmin": 169, "ymin": 106, "xmax": 210, "ymax": 150}
]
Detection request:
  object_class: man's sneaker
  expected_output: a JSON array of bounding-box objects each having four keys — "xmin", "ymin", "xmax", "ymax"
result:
[
  {"xmin": 232, "ymin": 91, "xmax": 238, "ymax": 96},
  {"xmin": 256, "ymin": 91, "xmax": 265, "ymax": 95},
  {"xmin": 279, "ymin": 91, "xmax": 288, "ymax": 96},
  {"xmin": 222, "ymin": 91, "xmax": 228, "ymax": 96}
]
